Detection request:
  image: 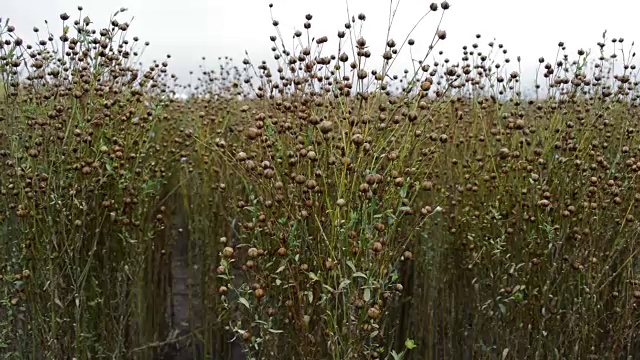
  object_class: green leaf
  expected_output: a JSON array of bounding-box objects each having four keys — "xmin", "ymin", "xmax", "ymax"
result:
[
  {"xmin": 238, "ymin": 297, "xmax": 250, "ymax": 309},
  {"xmin": 323, "ymin": 284, "xmax": 336, "ymax": 293},
  {"xmin": 400, "ymin": 180, "xmax": 409, "ymax": 198},
  {"xmin": 363, "ymin": 287, "xmax": 371, "ymax": 302},
  {"xmin": 306, "ymin": 126, "xmax": 314, "ymax": 145},
  {"xmin": 353, "ymin": 272, "xmax": 367, "ymax": 279},
  {"xmin": 405, "ymin": 338, "xmax": 417, "ymax": 349},
  {"xmin": 346, "ymin": 260, "xmax": 356, "ymax": 273},
  {"xmin": 513, "ymin": 292, "xmax": 524, "ymax": 302},
  {"xmin": 338, "ymin": 279, "xmax": 350, "ymax": 291},
  {"xmin": 498, "ymin": 303, "xmax": 506, "ymax": 315},
  {"xmin": 266, "ymin": 121, "xmax": 276, "ymax": 138}
]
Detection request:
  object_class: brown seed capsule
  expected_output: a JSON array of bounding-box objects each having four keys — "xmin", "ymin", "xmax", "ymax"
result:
[
  {"xmin": 242, "ymin": 332, "xmax": 252, "ymax": 342},
  {"xmin": 325, "ymin": 259, "xmax": 335, "ymax": 270},
  {"xmin": 246, "ymin": 127, "xmax": 260, "ymax": 140},
  {"xmin": 421, "ymin": 181, "xmax": 434, "ymax": 190},
  {"xmin": 538, "ymin": 199, "xmax": 551, "ymax": 208},
  {"xmin": 318, "ymin": 120, "xmax": 334, "ymax": 134},
  {"xmin": 254, "ymin": 288, "xmax": 265, "ymax": 299},
  {"xmin": 305, "ymin": 180, "xmax": 318, "ymax": 189},
  {"xmin": 352, "ymin": 134, "xmax": 364, "ymax": 146},
  {"xmin": 277, "ymin": 247, "xmax": 288, "ymax": 256},
  {"xmin": 248, "ymin": 247, "xmax": 258, "ymax": 257},
  {"xmin": 374, "ymin": 223, "xmax": 385, "ymax": 232},
  {"xmin": 218, "ymin": 286, "xmax": 228, "ymax": 294},
  {"xmin": 372, "ymin": 241, "xmax": 383, "ymax": 253},
  {"xmin": 306, "ymin": 151, "xmax": 317, "ymax": 160},
  {"xmin": 367, "ymin": 306, "xmax": 381, "ymax": 319},
  {"xmin": 222, "ymin": 247, "xmax": 234, "ymax": 258}
]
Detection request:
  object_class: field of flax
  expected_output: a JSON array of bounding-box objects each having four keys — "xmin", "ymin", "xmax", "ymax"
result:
[{"xmin": 0, "ymin": 3, "xmax": 639, "ymax": 360}]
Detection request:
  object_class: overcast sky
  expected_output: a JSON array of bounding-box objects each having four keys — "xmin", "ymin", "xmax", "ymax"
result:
[{"xmin": 3, "ymin": 0, "xmax": 639, "ymax": 92}]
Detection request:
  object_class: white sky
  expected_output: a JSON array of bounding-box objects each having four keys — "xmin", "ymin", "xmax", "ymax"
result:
[{"xmin": 3, "ymin": 0, "xmax": 639, "ymax": 92}]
